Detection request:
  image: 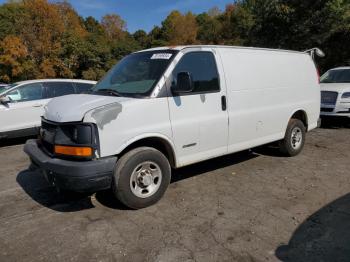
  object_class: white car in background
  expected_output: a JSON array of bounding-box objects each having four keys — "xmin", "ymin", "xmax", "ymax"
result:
[
  {"xmin": 0, "ymin": 79, "xmax": 96, "ymax": 139},
  {"xmin": 320, "ymin": 67, "xmax": 350, "ymax": 118}
]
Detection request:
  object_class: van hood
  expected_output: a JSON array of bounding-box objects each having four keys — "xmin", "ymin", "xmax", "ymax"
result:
[
  {"xmin": 44, "ymin": 94, "xmax": 132, "ymax": 122},
  {"xmin": 320, "ymin": 83, "xmax": 350, "ymax": 92}
]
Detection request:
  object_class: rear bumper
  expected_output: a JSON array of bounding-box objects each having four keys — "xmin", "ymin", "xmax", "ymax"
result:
[{"xmin": 24, "ymin": 139, "xmax": 117, "ymax": 192}]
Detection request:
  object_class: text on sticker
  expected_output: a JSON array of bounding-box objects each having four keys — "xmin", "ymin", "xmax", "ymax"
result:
[{"xmin": 151, "ymin": 53, "xmax": 172, "ymax": 60}]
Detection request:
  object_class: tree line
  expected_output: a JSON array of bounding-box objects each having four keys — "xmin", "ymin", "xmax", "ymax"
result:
[{"xmin": 0, "ymin": 0, "xmax": 349, "ymax": 83}]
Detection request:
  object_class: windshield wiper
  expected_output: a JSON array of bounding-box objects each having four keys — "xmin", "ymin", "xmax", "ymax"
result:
[{"xmin": 94, "ymin": 88, "xmax": 123, "ymax": 97}]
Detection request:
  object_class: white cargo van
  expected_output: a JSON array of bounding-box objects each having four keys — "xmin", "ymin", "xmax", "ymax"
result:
[{"xmin": 24, "ymin": 46, "xmax": 320, "ymax": 209}]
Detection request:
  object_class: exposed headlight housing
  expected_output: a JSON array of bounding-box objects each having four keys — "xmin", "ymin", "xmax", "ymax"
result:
[
  {"xmin": 55, "ymin": 124, "xmax": 93, "ymax": 145},
  {"xmin": 40, "ymin": 118, "xmax": 99, "ymax": 160}
]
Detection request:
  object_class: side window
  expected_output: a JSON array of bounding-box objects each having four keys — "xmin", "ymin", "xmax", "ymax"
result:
[
  {"xmin": 172, "ymin": 52, "xmax": 220, "ymax": 94},
  {"xmin": 75, "ymin": 82, "xmax": 94, "ymax": 93},
  {"xmin": 7, "ymin": 83, "xmax": 44, "ymax": 102},
  {"xmin": 45, "ymin": 82, "xmax": 75, "ymax": 98}
]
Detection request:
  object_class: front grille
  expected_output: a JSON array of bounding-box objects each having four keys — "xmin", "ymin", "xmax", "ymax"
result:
[
  {"xmin": 40, "ymin": 118, "xmax": 58, "ymax": 155},
  {"xmin": 321, "ymin": 108, "xmax": 334, "ymax": 112},
  {"xmin": 41, "ymin": 118, "xmax": 57, "ymax": 131},
  {"xmin": 41, "ymin": 139, "xmax": 54, "ymax": 154},
  {"xmin": 321, "ymin": 91, "xmax": 338, "ymax": 105}
]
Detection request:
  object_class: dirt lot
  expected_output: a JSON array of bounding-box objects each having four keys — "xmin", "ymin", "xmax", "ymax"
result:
[{"xmin": 0, "ymin": 119, "xmax": 349, "ymax": 262}]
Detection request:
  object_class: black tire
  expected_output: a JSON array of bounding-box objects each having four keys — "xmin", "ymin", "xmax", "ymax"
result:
[
  {"xmin": 279, "ymin": 119, "xmax": 306, "ymax": 157},
  {"xmin": 113, "ymin": 147, "xmax": 171, "ymax": 209}
]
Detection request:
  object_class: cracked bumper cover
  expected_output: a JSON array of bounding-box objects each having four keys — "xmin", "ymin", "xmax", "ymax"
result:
[{"xmin": 24, "ymin": 139, "xmax": 117, "ymax": 192}]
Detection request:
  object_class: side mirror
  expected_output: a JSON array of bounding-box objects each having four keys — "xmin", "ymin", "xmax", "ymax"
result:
[
  {"xmin": 0, "ymin": 95, "xmax": 11, "ymax": 104},
  {"xmin": 172, "ymin": 72, "xmax": 193, "ymax": 94},
  {"xmin": 304, "ymin": 48, "xmax": 325, "ymax": 59},
  {"xmin": 315, "ymin": 48, "xmax": 325, "ymax": 58}
]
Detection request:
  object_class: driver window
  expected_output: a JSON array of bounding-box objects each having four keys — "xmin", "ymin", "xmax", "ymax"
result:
[
  {"xmin": 171, "ymin": 51, "xmax": 220, "ymax": 94},
  {"xmin": 7, "ymin": 83, "xmax": 44, "ymax": 102},
  {"xmin": 7, "ymin": 89, "xmax": 21, "ymax": 101}
]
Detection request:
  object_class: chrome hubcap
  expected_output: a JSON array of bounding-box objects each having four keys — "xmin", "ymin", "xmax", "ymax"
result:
[
  {"xmin": 130, "ymin": 161, "xmax": 162, "ymax": 198},
  {"xmin": 291, "ymin": 127, "xmax": 303, "ymax": 149}
]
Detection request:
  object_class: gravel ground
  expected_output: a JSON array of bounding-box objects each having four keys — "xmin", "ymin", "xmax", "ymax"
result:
[{"xmin": 0, "ymin": 118, "xmax": 349, "ymax": 262}]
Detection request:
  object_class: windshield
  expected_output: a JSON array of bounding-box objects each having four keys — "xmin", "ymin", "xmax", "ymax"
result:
[
  {"xmin": 93, "ymin": 50, "xmax": 178, "ymax": 97},
  {"xmin": 0, "ymin": 86, "xmax": 7, "ymax": 94},
  {"xmin": 0, "ymin": 83, "xmax": 17, "ymax": 95},
  {"xmin": 321, "ymin": 69, "xmax": 350, "ymax": 83}
]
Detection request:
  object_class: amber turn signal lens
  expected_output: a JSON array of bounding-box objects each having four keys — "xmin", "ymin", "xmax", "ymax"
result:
[{"xmin": 54, "ymin": 145, "xmax": 92, "ymax": 157}]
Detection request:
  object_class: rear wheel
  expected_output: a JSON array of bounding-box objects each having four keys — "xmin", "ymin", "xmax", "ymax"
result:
[
  {"xmin": 113, "ymin": 147, "xmax": 171, "ymax": 209},
  {"xmin": 279, "ymin": 119, "xmax": 306, "ymax": 157}
]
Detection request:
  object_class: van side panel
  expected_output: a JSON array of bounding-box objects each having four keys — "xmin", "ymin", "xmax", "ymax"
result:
[{"xmin": 218, "ymin": 48, "xmax": 320, "ymax": 153}]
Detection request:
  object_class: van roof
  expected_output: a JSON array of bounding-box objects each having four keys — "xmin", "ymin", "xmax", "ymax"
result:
[{"xmin": 137, "ymin": 45, "xmax": 305, "ymax": 55}]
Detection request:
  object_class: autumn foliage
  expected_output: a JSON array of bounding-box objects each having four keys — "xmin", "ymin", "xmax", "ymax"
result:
[
  {"xmin": 0, "ymin": 0, "xmax": 349, "ymax": 83},
  {"xmin": 0, "ymin": 35, "xmax": 28, "ymax": 82}
]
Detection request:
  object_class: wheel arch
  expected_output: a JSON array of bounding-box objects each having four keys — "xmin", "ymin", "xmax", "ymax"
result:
[
  {"xmin": 116, "ymin": 134, "xmax": 177, "ymax": 168},
  {"xmin": 288, "ymin": 109, "xmax": 309, "ymax": 131}
]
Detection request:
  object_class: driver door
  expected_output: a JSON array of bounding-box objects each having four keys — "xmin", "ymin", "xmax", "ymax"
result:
[{"xmin": 167, "ymin": 50, "xmax": 229, "ymax": 167}]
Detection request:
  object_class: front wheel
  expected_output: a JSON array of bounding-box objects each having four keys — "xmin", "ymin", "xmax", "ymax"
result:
[
  {"xmin": 279, "ymin": 119, "xmax": 306, "ymax": 157},
  {"xmin": 113, "ymin": 147, "xmax": 171, "ymax": 209}
]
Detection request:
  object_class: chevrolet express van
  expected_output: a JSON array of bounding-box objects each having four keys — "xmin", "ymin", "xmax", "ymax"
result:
[{"xmin": 24, "ymin": 46, "xmax": 320, "ymax": 209}]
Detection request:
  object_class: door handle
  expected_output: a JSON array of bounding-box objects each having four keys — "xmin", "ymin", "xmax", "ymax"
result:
[
  {"xmin": 221, "ymin": 96, "xmax": 227, "ymax": 111},
  {"xmin": 32, "ymin": 104, "xmax": 43, "ymax": 107}
]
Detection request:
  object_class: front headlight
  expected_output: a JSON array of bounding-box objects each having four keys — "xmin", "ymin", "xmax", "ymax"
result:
[
  {"xmin": 40, "ymin": 118, "xmax": 100, "ymax": 160},
  {"xmin": 53, "ymin": 123, "xmax": 98, "ymax": 159},
  {"xmin": 55, "ymin": 124, "xmax": 93, "ymax": 145},
  {"xmin": 341, "ymin": 92, "xmax": 350, "ymax": 99}
]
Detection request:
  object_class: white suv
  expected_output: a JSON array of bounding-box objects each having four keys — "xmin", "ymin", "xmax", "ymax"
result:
[
  {"xmin": 0, "ymin": 79, "xmax": 96, "ymax": 139},
  {"xmin": 320, "ymin": 67, "xmax": 350, "ymax": 118}
]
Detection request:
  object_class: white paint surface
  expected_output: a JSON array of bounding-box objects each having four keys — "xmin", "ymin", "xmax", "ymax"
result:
[{"xmin": 37, "ymin": 46, "xmax": 320, "ymax": 168}]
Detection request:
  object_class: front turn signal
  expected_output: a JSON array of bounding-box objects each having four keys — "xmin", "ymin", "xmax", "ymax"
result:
[{"xmin": 54, "ymin": 145, "xmax": 92, "ymax": 157}]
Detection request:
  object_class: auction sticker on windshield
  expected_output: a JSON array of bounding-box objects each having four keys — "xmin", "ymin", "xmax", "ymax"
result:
[{"xmin": 151, "ymin": 53, "xmax": 173, "ymax": 60}]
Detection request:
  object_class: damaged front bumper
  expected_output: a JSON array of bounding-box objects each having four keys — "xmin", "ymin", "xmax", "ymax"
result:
[{"xmin": 24, "ymin": 139, "xmax": 117, "ymax": 192}]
